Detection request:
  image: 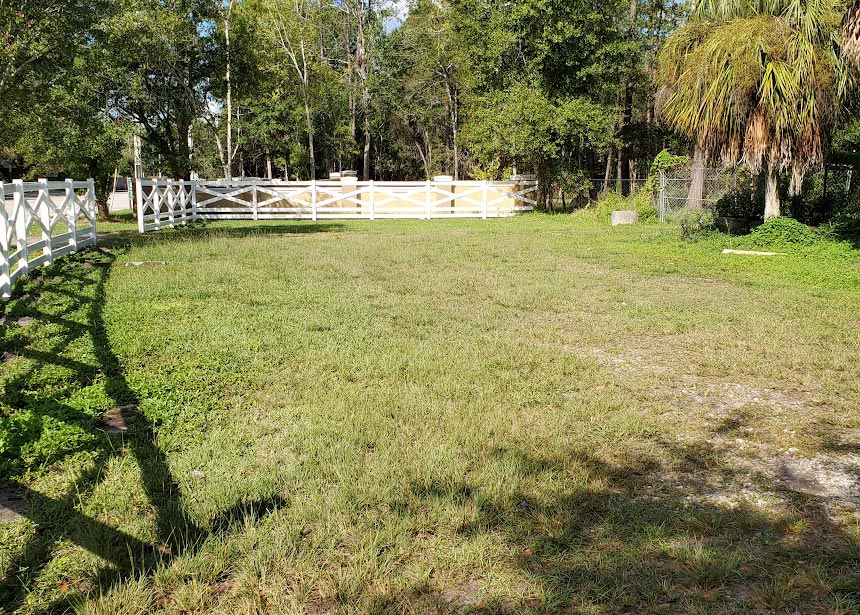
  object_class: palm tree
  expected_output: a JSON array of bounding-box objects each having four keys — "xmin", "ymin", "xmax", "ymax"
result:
[
  {"xmin": 845, "ymin": 1, "xmax": 860, "ymax": 62},
  {"xmin": 657, "ymin": 0, "xmax": 853, "ymax": 219}
]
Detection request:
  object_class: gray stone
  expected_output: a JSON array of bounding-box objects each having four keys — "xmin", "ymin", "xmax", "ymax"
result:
[{"xmin": 611, "ymin": 210, "xmax": 639, "ymax": 226}]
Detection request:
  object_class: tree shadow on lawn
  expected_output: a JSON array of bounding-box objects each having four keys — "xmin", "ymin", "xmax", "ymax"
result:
[
  {"xmin": 1, "ymin": 237, "xmax": 859, "ymax": 614},
  {"xmin": 0, "ymin": 246, "xmax": 287, "ymax": 613},
  {"xmin": 375, "ymin": 441, "xmax": 860, "ymax": 614},
  {"xmin": 99, "ymin": 220, "xmax": 347, "ymax": 246}
]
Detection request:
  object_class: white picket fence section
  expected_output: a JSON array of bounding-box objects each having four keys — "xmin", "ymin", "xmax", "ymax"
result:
[
  {"xmin": 1, "ymin": 179, "xmax": 97, "ymax": 299},
  {"xmin": 136, "ymin": 178, "xmax": 537, "ymax": 233}
]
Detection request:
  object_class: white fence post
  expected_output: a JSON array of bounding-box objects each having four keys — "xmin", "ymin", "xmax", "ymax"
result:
[
  {"xmin": 252, "ymin": 182, "xmax": 259, "ymax": 221},
  {"xmin": 426, "ymin": 180, "xmax": 432, "ymax": 220},
  {"xmin": 481, "ymin": 181, "xmax": 488, "ymax": 220},
  {"xmin": 87, "ymin": 178, "xmax": 97, "ymax": 246},
  {"xmin": 66, "ymin": 179, "xmax": 77, "ymax": 253},
  {"xmin": 312, "ymin": 180, "xmax": 318, "ymax": 222},
  {"xmin": 191, "ymin": 179, "xmax": 198, "ymax": 221},
  {"xmin": 369, "ymin": 180, "xmax": 375, "ymax": 221},
  {"xmin": 167, "ymin": 179, "xmax": 176, "ymax": 228},
  {"xmin": 0, "ymin": 184, "xmax": 10, "ymax": 298},
  {"xmin": 12, "ymin": 181, "xmax": 28, "ymax": 279},
  {"xmin": 136, "ymin": 178, "xmax": 145, "ymax": 234},
  {"xmin": 38, "ymin": 178, "xmax": 52, "ymax": 266}
]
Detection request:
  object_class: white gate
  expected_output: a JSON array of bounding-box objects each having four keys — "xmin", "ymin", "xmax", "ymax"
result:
[{"xmin": 1, "ymin": 179, "xmax": 97, "ymax": 298}]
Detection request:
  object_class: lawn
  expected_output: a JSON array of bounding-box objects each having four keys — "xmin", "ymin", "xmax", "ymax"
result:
[{"xmin": 1, "ymin": 213, "xmax": 859, "ymax": 614}]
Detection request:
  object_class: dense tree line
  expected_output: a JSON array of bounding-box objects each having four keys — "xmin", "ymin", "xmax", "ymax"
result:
[{"xmin": 2, "ymin": 0, "xmax": 859, "ymax": 218}]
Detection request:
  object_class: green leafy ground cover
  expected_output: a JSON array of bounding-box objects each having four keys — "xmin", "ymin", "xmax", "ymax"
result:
[{"xmin": 1, "ymin": 214, "xmax": 859, "ymax": 614}]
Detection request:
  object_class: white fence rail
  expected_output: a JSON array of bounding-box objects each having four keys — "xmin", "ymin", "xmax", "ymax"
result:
[
  {"xmin": 136, "ymin": 178, "xmax": 537, "ymax": 233},
  {"xmin": 1, "ymin": 179, "xmax": 97, "ymax": 299}
]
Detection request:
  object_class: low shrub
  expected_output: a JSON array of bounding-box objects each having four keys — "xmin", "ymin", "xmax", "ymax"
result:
[{"xmin": 741, "ymin": 217, "xmax": 823, "ymax": 248}]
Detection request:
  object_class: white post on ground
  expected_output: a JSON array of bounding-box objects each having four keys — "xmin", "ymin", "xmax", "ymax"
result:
[
  {"xmin": 369, "ymin": 180, "xmax": 375, "ymax": 221},
  {"xmin": 136, "ymin": 177, "xmax": 145, "ymax": 233},
  {"xmin": 0, "ymin": 183, "xmax": 10, "ymax": 298},
  {"xmin": 12, "ymin": 180, "xmax": 28, "ymax": 279},
  {"xmin": 252, "ymin": 181, "xmax": 259, "ymax": 221},
  {"xmin": 481, "ymin": 181, "xmax": 488, "ymax": 220},
  {"xmin": 66, "ymin": 179, "xmax": 77, "ymax": 253},
  {"xmin": 38, "ymin": 178, "xmax": 52, "ymax": 266}
]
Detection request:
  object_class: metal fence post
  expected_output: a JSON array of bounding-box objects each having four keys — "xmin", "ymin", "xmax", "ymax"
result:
[{"xmin": 658, "ymin": 170, "xmax": 667, "ymax": 223}]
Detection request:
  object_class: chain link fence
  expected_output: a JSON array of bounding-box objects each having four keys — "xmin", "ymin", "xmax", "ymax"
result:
[{"xmin": 657, "ymin": 166, "xmax": 738, "ymax": 222}]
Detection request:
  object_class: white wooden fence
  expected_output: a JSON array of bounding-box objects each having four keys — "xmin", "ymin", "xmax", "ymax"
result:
[
  {"xmin": 1, "ymin": 179, "xmax": 97, "ymax": 299},
  {"xmin": 136, "ymin": 178, "xmax": 537, "ymax": 233}
]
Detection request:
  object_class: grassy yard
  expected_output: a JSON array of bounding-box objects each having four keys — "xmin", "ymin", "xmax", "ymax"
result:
[{"xmin": 1, "ymin": 213, "xmax": 859, "ymax": 614}]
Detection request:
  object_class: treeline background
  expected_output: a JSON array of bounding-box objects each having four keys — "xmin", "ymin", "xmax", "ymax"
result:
[{"xmin": 2, "ymin": 0, "xmax": 858, "ymax": 212}]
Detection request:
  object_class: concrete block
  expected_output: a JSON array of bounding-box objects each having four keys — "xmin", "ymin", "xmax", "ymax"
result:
[{"xmin": 611, "ymin": 210, "xmax": 638, "ymax": 226}]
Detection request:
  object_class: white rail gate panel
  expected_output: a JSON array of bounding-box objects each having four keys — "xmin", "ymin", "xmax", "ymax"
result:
[
  {"xmin": 1, "ymin": 179, "xmax": 97, "ymax": 299},
  {"xmin": 136, "ymin": 178, "xmax": 537, "ymax": 232}
]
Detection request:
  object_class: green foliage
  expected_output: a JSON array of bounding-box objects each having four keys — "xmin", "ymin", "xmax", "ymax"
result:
[
  {"xmin": 743, "ymin": 217, "xmax": 824, "ymax": 247},
  {"xmin": 650, "ymin": 149, "xmax": 689, "ymax": 174},
  {"xmin": 657, "ymin": 0, "xmax": 854, "ymax": 217},
  {"xmin": 676, "ymin": 209, "xmax": 717, "ymax": 240},
  {"xmin": 578, "ymin": 189, "xmax": 659, "ymax": 223}
]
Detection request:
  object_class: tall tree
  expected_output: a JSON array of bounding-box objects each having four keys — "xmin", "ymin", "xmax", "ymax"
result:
[
  {"xmin": 657, "ymin": 0, "xmax": 854, "ymax": 219},
  {"xmin": 101, "ymin": 0, "xmax": 218, "ymax": 179},
  {"xmin": 844, "ymin": 1, "xmax": 860, "ymax": 62}
]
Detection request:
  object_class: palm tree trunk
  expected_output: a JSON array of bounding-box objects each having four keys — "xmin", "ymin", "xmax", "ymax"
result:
[
  {"xmin": 842, "ymin": 1, "xmax": 860, "ymax": 63},
  {"xmin": 687, "ymin": 143, "xmax": 704, "ymax": 210},
  {"xmin": 764, "ymin": 163, "xmax": 781, "ymax": 220}
]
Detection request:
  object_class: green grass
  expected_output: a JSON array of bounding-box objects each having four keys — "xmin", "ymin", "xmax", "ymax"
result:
[{"xmin": 1, "ymin": 214, "xmax": 859, "ymax": 614}]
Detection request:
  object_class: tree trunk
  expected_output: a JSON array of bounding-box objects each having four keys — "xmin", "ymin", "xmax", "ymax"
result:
[
  {"xmin": 618, "ymin": 0, "xmax": 638, "ymax": 197},
  {"xmin": 225, "ymin": 1, "xmax": 235, "ymax": 181},
  {"xmin": 363, "ymin": 114, "xmax": 371, "ymax": 181},
  {"xmin": 764, "ymin": 163, "xmax": 781, "ymax": 220},
  {"xmin": 304, "ymin": 97, "xmax": 316, "ymax": 181},
  {"xmin": 603, "ymin": 150, "xmax": 613, "ymax": 192},
  {"xmin": 687, "ymin": 143, "xmax": 705, "ymax": 210}
]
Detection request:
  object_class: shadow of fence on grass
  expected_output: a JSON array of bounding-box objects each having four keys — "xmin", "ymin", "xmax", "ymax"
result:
[{"xmin": 0, "ymin": 246, "xmax": 286, "ymax": 613}]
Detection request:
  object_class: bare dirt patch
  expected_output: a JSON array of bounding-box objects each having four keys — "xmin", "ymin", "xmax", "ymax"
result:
[
  {"xmin": 99, "ymin": 404, "xmax": 137, "ymax": 433},
  {"xmin": 0, "ymin": 488, "xmax": 29, "ymax": 523}
]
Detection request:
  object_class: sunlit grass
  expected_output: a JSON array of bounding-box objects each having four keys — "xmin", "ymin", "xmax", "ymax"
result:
[{"xmin": 1, "ymin": 215, "xmax": 859, "ymax": 614}]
